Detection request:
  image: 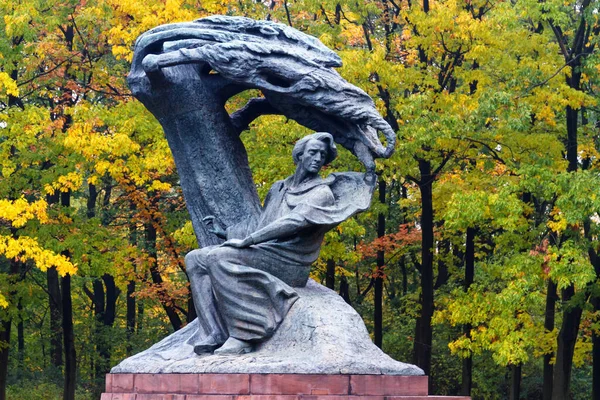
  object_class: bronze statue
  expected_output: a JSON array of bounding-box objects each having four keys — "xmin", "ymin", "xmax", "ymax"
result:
[
  {"xmin": 110, "ymin": 16, "xmax": 425, "ymax": 377},
  {"xmin": 185, "ymin": 133, "xmax": 374, "ymax": 354}
]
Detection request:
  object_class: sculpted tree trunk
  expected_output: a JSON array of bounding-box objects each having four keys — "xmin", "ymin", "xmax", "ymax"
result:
[{"xmin": 129, "ymin": 62, "xmax": 260, "ymax": 246}]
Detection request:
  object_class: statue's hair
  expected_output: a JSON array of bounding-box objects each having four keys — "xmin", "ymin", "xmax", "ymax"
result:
[{"xmin": 292, "ymin": 132, "xmax": 337, "ymax": 166}]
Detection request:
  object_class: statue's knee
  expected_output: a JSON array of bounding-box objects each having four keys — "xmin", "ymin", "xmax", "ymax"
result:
[
  {"xmin": 185, "ymin": 248, "xmax": 211, "ymax": 274},
  {"xmin": 206, "ymin": 246, "xmax": 237, "ymax": 268},
  {"xmin": 205, "ymin": 247, "xmax": 223, "ymax": 266}
]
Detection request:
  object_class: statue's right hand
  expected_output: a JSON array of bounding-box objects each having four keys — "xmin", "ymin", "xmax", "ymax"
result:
[{"xmin": 203, "ymin": 216, "xmax": 227, "ymax": 239}]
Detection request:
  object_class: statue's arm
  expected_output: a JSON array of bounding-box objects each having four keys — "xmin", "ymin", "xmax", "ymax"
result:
[
  {"xmin": 249, "ymin": 187, "xmax": 335, "ymax": 244},
  {"xmin": 221, "ymin": 186, "xmax": 334, "ymax": 248},
  {"xmin": 249, "ymin": 212, "xmax": 309, "ymax": 244},
  {"xmin": 225, "ymin": 214, "xmax": 259, "ymax": 240}
]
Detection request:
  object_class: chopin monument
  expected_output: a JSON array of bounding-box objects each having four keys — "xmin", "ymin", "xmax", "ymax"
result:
[{"xmin": 104, "ymin": 15, "xmax": 459, "ymax": 400}]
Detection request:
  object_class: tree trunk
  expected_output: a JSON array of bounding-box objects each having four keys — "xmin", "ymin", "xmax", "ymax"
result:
[
  {"xmin": 565, "ymin": 105, "xmax": 578, "ymax": 174},
  {"xmin": 0, "ymin": 258, "xmax": 20, "ymax": 400},
  {"xmin": 590, "ymin": 234, "xmax": 600, "ymax": 400},
  {"xmin": 326, "ymin": 258, "xmax": 335, "ymax": 290},
  {"xmin": 552, "ymin": 285, "xmax": 583, "ymax": 400},
  {"xmin": 92, "ymin": 277, "xmax": 104, "ymax": 381},
  {"xmin": 102, "ymin": 274, "xmax": 117, "ymax": 327},
  {"xmin": 374, "ymin": 179, "xmax": 386, "ymax": 348},
  {"xmin": 17, "ymin": 299, "xmax": 24, "ymax": 368},
  {"xmin": 61, "ymin": 273, "xmax": 76, "ymax": 400},
  {"xmin": 187, "ymin": 294, "xmax": 197, "ymax": 323},
  {"xmin": 88, "ymin": 181, "xmax": 117, "ymax": 386},
  {"xmin": 461, "ymin": 227, "xmax": 475, "ymax": 396},
  {"xmin": 126, "ymin": 279, "xmax": 136, "ymax": 355},
  {"xmin": 543, "ymin": 279, "xmax": 557, "ymax": 400},
  {"xmin": 45, "ymin": 191, "xmax": 63, "ymax": 368},
  {"xmin": 0, "ymin": 319, "xmax": 11, "ymax": 400},
  {"xmin": 137, "ymin": 300, "xmax": 144, "ymax": 333},
  {"xmin": 414, "ymin": 159, "xmax": 434, "ymax": 382},
  {"xmin": 593, "ymin": 296, "xmax": 600, "ymax": 400},
  {"xmin": 47, "ymin": 267, "xmax": 63, "ymax": 367},
  {"xmin": 339, "ymin": 275, "xmax": 351, "ymax": 305},
  {"xmin": 93, "ymin": 274, "xmax": 117, "ymax": 386},
  {"xmin": 60, "ymin": 191, "xmax": 76, "ymax": 400},
  {"xmin": 509, "ymin": 363, "xmax": 521, "ymax": 400},
  {"xmin": 127, "ymin": 202, "xmax": 137, "ymax": 355},
  {"xmin": 434, "ymin": 240, "xmax": 449, "ymax": 289},
  {"xmin": 401, "ymin": 259, "xmax": 408, "ymax": 296},
  {"xmin": 145, "ymin": 222, "xmax": 183, "ymax": 331},
  {"xmin": 552, "ymin": 73, "xmax": 582, "ymax": 399}
]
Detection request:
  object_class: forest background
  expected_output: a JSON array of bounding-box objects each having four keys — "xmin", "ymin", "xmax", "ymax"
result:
[{"xmin": 0, "ymin": 0, "xmax": 598, "ymax": 399}]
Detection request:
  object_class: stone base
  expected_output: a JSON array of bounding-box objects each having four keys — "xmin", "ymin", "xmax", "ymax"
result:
[
  {"xmin": 101, "ymin": 373, "xmax": 470, "ymax": 399},
  {"xmin": 111, "ymin": 281, "xmax": 422, "ymax": 376}
]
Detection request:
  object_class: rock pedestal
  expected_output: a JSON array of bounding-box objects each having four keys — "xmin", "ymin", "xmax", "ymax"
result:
[
  {"xmin": 106, "ymin": 281, "xmax": 469, "ymax": 399},
  {"xmin": 111, "ymin": 281, "xmax": 422, "ymax": 375},
  {"xmin": 101, "ymin": 373, "xmax": 470, "ymax": 399}
]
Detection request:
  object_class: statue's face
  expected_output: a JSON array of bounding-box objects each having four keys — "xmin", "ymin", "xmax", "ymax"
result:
[{"xmin": 299, "ymin": 139, "xmax": 328, "ymax": 174}]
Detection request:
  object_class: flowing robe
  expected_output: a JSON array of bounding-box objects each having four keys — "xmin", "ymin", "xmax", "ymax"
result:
[{"xmin": 185, "ymin": 173, "xmax": 374, "ymax": 344}]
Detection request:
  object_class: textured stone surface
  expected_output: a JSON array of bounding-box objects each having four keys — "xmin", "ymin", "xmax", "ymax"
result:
[
  {"xmin": 112, "ymin": 280, "xmax": 423, "ymax": 375},
  {"xmin": 350, "ymin": 376, "xmax": 428, "ymax": 396},
  {"xmin": 250, "ymin": 374, "xmax": 348, "ymax": 395}
]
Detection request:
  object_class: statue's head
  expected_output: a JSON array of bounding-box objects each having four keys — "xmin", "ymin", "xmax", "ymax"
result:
[{"xmin": 292, "ymin": 133, "xmax": 338, "ymax": 171}]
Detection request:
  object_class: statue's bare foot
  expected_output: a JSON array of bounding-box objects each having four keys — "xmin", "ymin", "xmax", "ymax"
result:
[{"xmin": 214, "ymin": 337, "xmax": 253, "ymax": 355}]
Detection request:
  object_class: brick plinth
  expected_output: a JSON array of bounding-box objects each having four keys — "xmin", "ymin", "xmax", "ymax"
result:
[{"xmin": 102, "ymin": 374, "xmax": 469, "ymax": 400}]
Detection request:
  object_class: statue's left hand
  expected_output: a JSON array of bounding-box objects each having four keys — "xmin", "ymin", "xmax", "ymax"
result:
[{"xmin": 222, "ymin": 237, "xmax": 253, "ymax": 248}]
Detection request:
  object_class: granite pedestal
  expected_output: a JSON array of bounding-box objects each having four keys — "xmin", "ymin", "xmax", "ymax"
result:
[{"xmin": 102, "ymin": 373, "xmax": 470, "ymax": 399}]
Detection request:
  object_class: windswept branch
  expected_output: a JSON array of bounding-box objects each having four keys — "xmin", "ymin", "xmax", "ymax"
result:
[
  {"xmin": 129, "ymin": 16, "xmax": 396, "ymax": 172},
  {"xmin": 230, "ymin": 97, "xmax": 282, "ymax": 134}
]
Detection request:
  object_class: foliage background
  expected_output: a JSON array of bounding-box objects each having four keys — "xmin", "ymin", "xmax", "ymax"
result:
[{"xmin": 0, "ymin": 0, "xmax": 598, "ymax": 399}]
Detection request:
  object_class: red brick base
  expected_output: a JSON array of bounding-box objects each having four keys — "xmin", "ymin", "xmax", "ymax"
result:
[{"xmin": 101, "ymin": 373, "xmax": 470, "ymax": 399}]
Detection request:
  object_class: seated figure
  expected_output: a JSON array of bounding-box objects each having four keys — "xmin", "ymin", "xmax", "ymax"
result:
[{"xmin": 185, "ymin": 132, "xmax": 374, "ymax": 355}]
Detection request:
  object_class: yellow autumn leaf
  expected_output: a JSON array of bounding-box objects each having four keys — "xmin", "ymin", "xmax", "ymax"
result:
[
  {"xmin": 0, "ymin": 235, "xmax": 77, "ymax": 276},
  {"xmin": 0, "ymin": 72, "xmax": 19, "ymax": 97},
  {"xmin": 0, "ymin": 198, "xmax": 49, "ymax": 227},
  {"xmin": 0, "ymin": 293, "xmax": 7, "ymax": 308}
]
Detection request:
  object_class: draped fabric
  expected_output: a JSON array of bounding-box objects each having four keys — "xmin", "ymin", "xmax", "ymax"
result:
[
  {"xmin": 185, "ymin": 246, "xmax": 299, "ymax": 342},
  {"xmin": 186, "ymin": 172, "xmax": 375, "ymax": 343}
]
